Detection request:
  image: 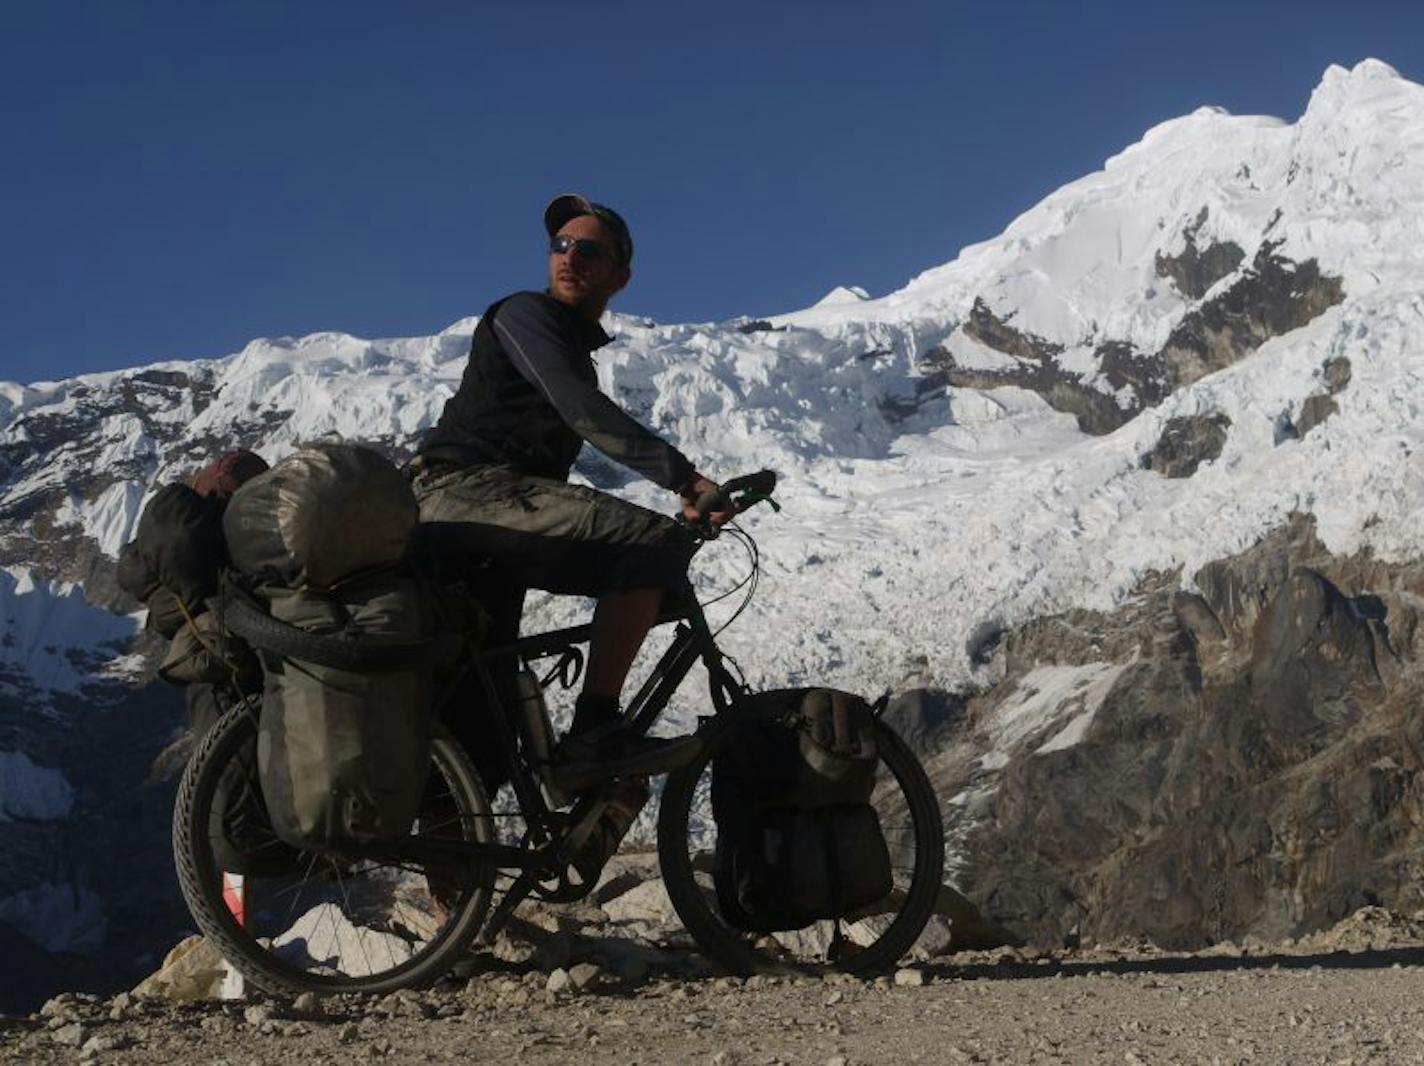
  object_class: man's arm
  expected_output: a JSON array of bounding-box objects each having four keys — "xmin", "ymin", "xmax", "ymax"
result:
[{"xmin": 494, "ymin": 295, "xmax": 696, "ymax": 491}]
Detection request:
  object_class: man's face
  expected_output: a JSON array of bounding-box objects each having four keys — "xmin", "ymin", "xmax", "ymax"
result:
[{"xmin": 547, "ymin": 214, "xmax": 630, "ymax": 313}]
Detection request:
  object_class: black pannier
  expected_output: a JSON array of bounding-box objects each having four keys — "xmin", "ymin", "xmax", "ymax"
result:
[
  {"xmin": 223, "ymin": 443, "xmax": 436, "ymax": 853},
  {"xmin": 118, "ymin": 450, "xmax": 272, "ymax": 633},
  {"xmin": 711, "ymin": 688, "xmax": 894, "ymax": 933},
  {"xmin": 208, "ymin": 727, "xmax": 308, "ymax": 877},
  {"xmin": 118, "ymin": 467, "xmax": 265, "ymax": 687},
  {"xmin": 117, "ymin": 483, "xmax": 228, "ymax": 636}
]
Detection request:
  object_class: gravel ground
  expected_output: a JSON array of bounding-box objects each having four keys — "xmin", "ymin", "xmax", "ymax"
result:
[{"xmin": 6, "ymin": 910, "xmax": 1424, "ymax": 1065}]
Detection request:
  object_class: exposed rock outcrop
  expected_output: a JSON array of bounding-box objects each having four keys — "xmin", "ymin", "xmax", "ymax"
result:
[
  {"xmin": 920, "ymin": 514, "xmax": 1424, "ymax": 949},
  {"xmin": 920, "ymin": 246, "xmax": 1344, "ymax": 436},
  {"xmin": 1285, "ymin": 355, "xmax": 1354, "ymax": 439},
  {"xmin": 1153, "ymin": 207, "xmax": 1246, "ymax": 300},
  {"xmin": 1293, "ymin": 393, "xmax": 1338, "ymax": 437},
  {"xmin": 1140, "ymin": 414, "xmax": 1231, "ymax": 477},
  {"xmin": 961, "ymin": 299, "xmax": 1063, "ymax": 363},
  {"xmin": 1323, "ymin": 355, "xmax": 1353, "ymax": 393},
  {"xmin": 1158, "ymin": 244, "xmax": 1345, "ymax": 396},
  {"xmin": 920, "ymin": 302, "xmax": 1131, "ymax": 435}
]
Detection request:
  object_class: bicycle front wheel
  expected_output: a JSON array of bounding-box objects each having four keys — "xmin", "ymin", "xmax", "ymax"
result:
[
  {"xmin": 657, "ymin": 715, "xmax": 944, "ymax": 976},
  {"xmin": 173, "ymin": 701, "xmax": 496, "ymax": 996}
]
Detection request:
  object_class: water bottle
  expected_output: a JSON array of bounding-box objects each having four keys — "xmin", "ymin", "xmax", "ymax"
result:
[
  {"xmin": 513, "ymin": 665, "xmax": 554, "ymax": 758},
  {"xmin": 514, "ymin": 664, "xmax": 571, "ymax": 807}
]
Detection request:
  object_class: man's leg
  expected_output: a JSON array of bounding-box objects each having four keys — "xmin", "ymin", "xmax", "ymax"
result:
[
  {"xmin": 571, "ymin": 587, "xmax": 663, "ymax": 735},
  {"xmin": 416, "ymin": 465, "xmax": 700, "ymax": 787},
  {"xmin": 587, "ymin": 587, "xmax": 663, "ymax": 696}
]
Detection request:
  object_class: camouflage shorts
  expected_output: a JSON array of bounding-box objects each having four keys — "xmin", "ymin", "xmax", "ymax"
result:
[{"xmin": 414, "ymin": 463, "xmax": 694, "ymax": 597}]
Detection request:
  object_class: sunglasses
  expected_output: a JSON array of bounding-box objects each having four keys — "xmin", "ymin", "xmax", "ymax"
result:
[{"xmin": 549, "ymin": 234, "xmax": 620, "ymax": 263}]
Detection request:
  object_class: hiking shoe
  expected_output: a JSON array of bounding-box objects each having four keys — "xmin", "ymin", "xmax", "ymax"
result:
[
  {"xmin": 571, "ymin": 778, "xmax": 650, "ymax": 885},
  {"xmin": 546, "ymin": 722, "xmax": 703, "ymax": 792}
]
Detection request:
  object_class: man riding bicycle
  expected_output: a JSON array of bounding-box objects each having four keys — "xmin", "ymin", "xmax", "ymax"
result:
[{"xmin": 414, "ymin": 193, "xmax": 733, "ymax": 793}]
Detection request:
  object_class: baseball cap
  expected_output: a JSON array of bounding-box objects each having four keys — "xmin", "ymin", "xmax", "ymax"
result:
[{"xmin": 544, "ymin": 194, "xmax": 633, "ymax": 265}]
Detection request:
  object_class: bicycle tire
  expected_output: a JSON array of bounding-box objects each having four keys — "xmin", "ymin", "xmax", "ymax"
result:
[
  {"xmin": 222, "ymin": 591, "xmax": 454, "ymax": 672},
  {"xmin": 173, "ymin": 700, "xmax": 496, "ymax": 996},
  {"xmin": 657, "ymin": 714, "xmax": 944, "ymax": 976}
]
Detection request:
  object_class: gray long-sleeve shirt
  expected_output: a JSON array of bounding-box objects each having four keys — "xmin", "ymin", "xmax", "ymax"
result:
[{"xmin": 421, "ymin": 291, "xmax": 695, "ymax": 491}]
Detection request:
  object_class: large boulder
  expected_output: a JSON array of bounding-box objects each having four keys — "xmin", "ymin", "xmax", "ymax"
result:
[{"xmin": 131, "ymin": 936, "xmax": 228, "ymax": 1002}]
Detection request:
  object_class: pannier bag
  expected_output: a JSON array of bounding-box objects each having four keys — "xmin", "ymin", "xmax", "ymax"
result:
[
  {"xmin": 224, "ymin": 443, "xmax": 434, "ymax": 853},
  {"xmin": 254, "ymin": 576, "xmax": 434, "ymax": 851},
  {"xmin": 209, "ymin": 726, "xmax": 307, "ymax": 877},
  {"xmin": 117, "ymin": 483, "xmax": 229, "ymax": 636},
  {"xmin": 117, "ymin": 450, "xmax": 269, "ymax": 669},
  {"xmin": 711, "ymin": 688, "xmax": 894, "ymax": 933}
]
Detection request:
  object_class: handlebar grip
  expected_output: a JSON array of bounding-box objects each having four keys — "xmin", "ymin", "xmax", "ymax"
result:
[{"xmin": 694, "ymin": 487, "xmax": 734, "ymax": 518}]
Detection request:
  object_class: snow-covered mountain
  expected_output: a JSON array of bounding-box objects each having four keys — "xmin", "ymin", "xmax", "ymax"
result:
[{"xmin": 2, "ymin": 60, "xmax": 1422, "ymax": 1005}]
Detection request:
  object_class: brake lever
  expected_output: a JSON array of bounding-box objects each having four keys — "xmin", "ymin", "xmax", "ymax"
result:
[
  {"xmin": 735, "ymin": 491, "xmax": 781, "ymax": 513},
  {"xmin": 722, "ymin": 470, "xmax": 778, "ymax": 497}
]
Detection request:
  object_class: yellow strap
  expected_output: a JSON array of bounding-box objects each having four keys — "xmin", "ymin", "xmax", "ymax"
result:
[{"xmin": 175, "ymin": 596, "xmax": 239, "ymax": 681}]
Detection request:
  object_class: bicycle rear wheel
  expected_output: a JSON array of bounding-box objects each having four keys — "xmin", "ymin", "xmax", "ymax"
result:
[
  {"xmin": 657, "ymin": 715, "xmax": 944, "ymax": 976},
  {"xmin": 173, "ymin": 700, "xmax": 496, "ymax": 996}
]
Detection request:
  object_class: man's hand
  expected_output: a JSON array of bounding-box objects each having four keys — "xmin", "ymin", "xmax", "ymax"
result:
[{"xmin": 680, "ymin": 473, "xmax": 737, "ymax": 526}]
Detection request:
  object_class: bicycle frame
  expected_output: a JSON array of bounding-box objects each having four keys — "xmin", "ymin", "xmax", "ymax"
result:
[
  {"xmin": 180, "ymin": 472, "xmax": 913, "ymax": 989},
  {"xmin": 382, "ymin": 576, "xmax": 748, "ymax": 941}
]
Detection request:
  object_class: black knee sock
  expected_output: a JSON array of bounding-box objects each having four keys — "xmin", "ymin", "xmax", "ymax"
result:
[{"xmin": 570, "ymin": 693, "xmax": 620, "ymax": 737}]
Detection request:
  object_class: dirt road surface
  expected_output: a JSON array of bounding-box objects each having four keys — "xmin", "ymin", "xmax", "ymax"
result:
[{"xmin": 6, "ymin": 910, "xmax": 1424, "ymax": 1065}]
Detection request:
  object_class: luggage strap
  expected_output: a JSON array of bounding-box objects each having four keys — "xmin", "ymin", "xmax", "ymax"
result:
[
  {"xmin": 793, "ymin": 689, "xmax": 870, "ymax": 756},
  {"xmin": 175, "ymin": 595, "xmax": 241, "ymax": 682}
]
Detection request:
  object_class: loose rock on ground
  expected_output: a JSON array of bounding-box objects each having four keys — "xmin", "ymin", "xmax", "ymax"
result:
[{"xmin": 6, "ymin": 906, "xmax": 1424, "ymax": 1064}]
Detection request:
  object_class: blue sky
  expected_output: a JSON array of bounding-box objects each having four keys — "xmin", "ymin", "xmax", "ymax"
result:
[{"xmin": 3, "ymin": 1, "xmax": 1421, "ymax": 384}]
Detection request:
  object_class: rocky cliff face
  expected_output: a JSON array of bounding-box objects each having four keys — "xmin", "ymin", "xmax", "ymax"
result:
[{"xmin": 916, "ymin": 514, "xmax": 1424, "ymax": 949}]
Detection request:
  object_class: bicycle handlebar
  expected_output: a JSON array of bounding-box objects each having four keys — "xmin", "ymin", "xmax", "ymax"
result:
[{"xmin": 722, "ymin": 470, "xmax": 778, "ymax": 498}]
